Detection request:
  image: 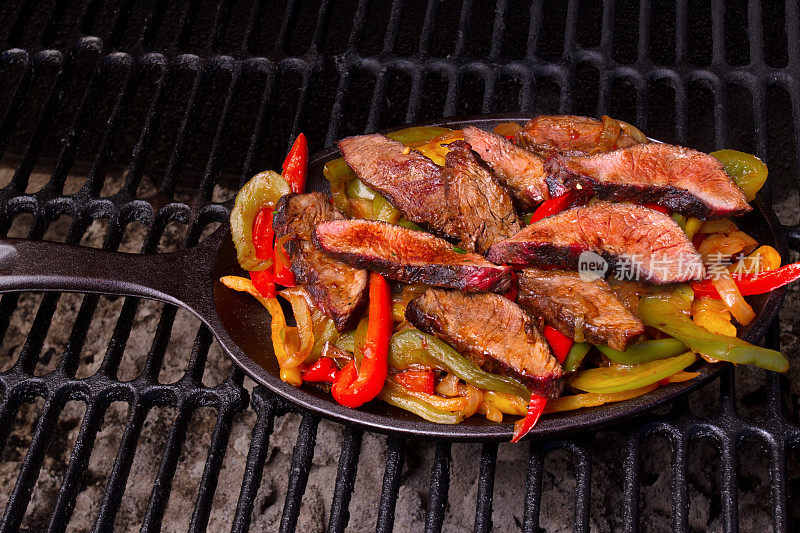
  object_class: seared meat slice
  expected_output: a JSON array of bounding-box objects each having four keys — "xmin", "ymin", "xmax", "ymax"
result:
[
  {"xmin": 338, "ymin": 133, "xmax": 451, "ymax": 231},
  {"xmin": 515, "ymin": 115, "xmax": 644, "ymax": 157},
  {"xmin": 273, "ymin": 193, "xmax": 368, "ymax": 331},
  {"xmin": 485, "ymin": 201, "xmax": 705, "ymax": 283},
  {"xmin": 546, "ymin": 143, "xmax": 751, "ymax": 219},
  {"xmin": 517, "ymin": 268, "xmax": 644, "ymax": 351},
  {"xmin": 406, "ymin": 288, "xmax": 564, "ymax": 398},
  {"xmin": 313, "ymin": 219, "xmax": 512, "ymax": 292},
  {"xmin": 462, "ymin": 126, "xmax": 549, "ymax": 208},
  {"xmin": 443, "ymin": 140, "xmax": 521, "ymax": 253}
]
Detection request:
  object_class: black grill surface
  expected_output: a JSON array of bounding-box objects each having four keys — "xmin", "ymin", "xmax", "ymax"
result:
[{"xmin": 0, "ymin": 1, "xmax": 797, "ymax": 531}]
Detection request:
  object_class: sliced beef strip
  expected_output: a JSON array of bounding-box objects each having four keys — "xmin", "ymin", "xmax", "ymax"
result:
[
  {"xmin": 461, "ymin": 126, "xmax": 550, "ymax": 208},
  {"xmin": 406, "ymin": 288, "xmax": 564, "ymax": 398},
  {"xmin": 273, "ymin": 192, "xmax": 368, "ymax": 331},
  {"xmin": 313, "ymin": 219, "xmax": 513, "ymax": 293},
  {"xmin": 545, "ymin": 143, "xmax": 751, "ymax": 220},
  {"xmin": 443, "ymin": 140, "xmax": 522, "ymax": 253},
  {"xmin": 515, "ymin": 115, "xmax": 644, "ymax": 158},
  {"xmin": 485, "ymin": 201, "xmax": 705, "ymax": 283},
  {"xmin": 337, "ymin": 133, "xmax": 452, "ymax": 231},
  {"xmin": 517, "ymin": 268, "xmax": 644, "ymax": 351}
]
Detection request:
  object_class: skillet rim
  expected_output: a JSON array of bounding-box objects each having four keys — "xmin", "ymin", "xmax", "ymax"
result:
[{"xmin": 209, "ymin": 113, "xmax": 788, "ymax": 441}]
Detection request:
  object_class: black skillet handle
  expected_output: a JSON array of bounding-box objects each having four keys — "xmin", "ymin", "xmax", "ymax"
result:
[{"xmin": 0, "ymin": 238, "xmax": 218, "ymax": 322}]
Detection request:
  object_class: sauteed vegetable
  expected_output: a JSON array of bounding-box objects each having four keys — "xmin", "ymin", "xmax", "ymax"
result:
[{"xmin": 222, "ymin": 116, "xmax": 792, "ymax": 442}]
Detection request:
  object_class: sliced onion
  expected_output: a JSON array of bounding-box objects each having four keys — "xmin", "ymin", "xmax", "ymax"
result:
[
  {"xmin": 436, "ymin": 373, "xmax": 460, "ymax": 396},
  {"xmin": 457, "ymin": 383, "xmax": 483, "ymax": 418},
  {"xmin": 711, "ymin": 273, "xmax": 756, "ymax": 325},
  {"xmin": 617, "ymin": 120, "xmax": 648, "ymax": 144},
  {"xmin": 595, "ymin": 115, "xmax": 622, "ymax": 153}
]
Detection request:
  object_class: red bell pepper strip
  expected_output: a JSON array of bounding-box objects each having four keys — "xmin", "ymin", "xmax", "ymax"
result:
[
  {"xmin": 528, "ymin": 192, "xmax": 575, "ymax": 224},
  {"xmin": 273, "ymin": 237, "xmax": 296, "ymax": 287},
  {"xmin": 511, "ymin": 393, "xmax": 548, "ymax": 442},
  {"xmin": 691, "ymin": 263, "xmax": 800, "ymax": 299},
  {"xmin": 282, "ymin": 133, "xmax": 308, "ymax": 194},
  {"xmin": 503, "ymin": 271, "xmax": 518, "ymax": 301},
  {"xmin": 250, "ymin": 208, "xmax": 276, "ymax": 298},
  {"xmin": 642, "ymin": 203, "xmax": 670, "ymax": 215},
  {"xmin": 271, "ymin": 133, "xmax": 307, "ymax": 285},
  {"xmin": 302, "ymin": 357, "xmax": 338, "ymax": 383},
  {"xmin": 543, "ymin": 325, "xmax": 573, "ymax": 364},
  {"xmin": 395, "ymin": 369, "xmax": 436, "ymax": 395},
  {"xmin": 332, "ymin": 272, "xmax": 392, "ymax": 408}
]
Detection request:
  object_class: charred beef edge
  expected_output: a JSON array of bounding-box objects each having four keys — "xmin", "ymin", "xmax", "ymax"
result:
[
  {"xmin": 405, "ymin": 298, "xmax": 565, "ymax": 399},
  {"xmin": 312, "ymin": 232, "xmax": 512, "ymax": 293},
  {"xmin": 545, "ymin": 155, "xmax": 752, "ymax": 220},
  {"xmin": 274, "ymin": 193, "xmax": 368, "ymax": 332}
]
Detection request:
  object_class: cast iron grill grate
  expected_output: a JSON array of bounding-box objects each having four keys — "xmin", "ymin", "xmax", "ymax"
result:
[{"xmin": 0, "ymin": 0, "xmax": 796, "ymax": 531}]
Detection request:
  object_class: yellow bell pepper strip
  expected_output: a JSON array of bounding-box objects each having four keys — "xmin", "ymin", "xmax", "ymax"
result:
[
  {"xmin": 692, "ymin": 262, "xmax": 800, "ymax": 298},
  {"xmin": 543, "ymin": 384, "xmax": 658, "ymax": 414},
  {"xmin": 597, "ymin": 338, "xmax": 688, "ymax": 365},
  {"xmin": 659, "ymin": 370, "xmax": 700, "ymax": 384},
  {"xmin": 378, "ymin": 379, "xmax": 464, "ymax": 424},
  {"xmin": 230, "ymin": 170, "xmax": 290, "ymax": 271},
  {"xmin": 543, "ymin": 325, "xmax": 573, "ymax": 363},
  {"xmin": 218, "ymin": 276, "xmax": 303, "ymax": 385},
  {"xmin": 388, "ymin": 329, "xmax": 530, "ymax": 398},
  {"xmin": 637, "ymin": 295, "xmax": 788, "ymax": 372},
  {"xmin": 332, "ymin": 273, "xmax": 392, "ymax": 408},
  {"xmin": 571, "ymin": 352, "xmax": 697, "ymax": 394},
  {"xmin": 510, "ymin": 393, "xmax": 548, "ymax": 443},
  {"xmin": 710, "ymin": 149, "xmax": 768, "ymax": 201},
  {"xmin": 282, "ymin": 133, "xmax": 308, "ymax": 193},
  {"xmin": 562, "ymin": 342, "xmax": 591, "ymax": 372}
]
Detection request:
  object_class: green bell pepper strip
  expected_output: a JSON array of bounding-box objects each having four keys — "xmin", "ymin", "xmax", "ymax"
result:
[
  {"xmin": 597, "ymin": 338, "xmax": 688, "ymax": 365},
  {"xmin": 398, "ymin": 218, "xmax": 424, "ymax": 231},
  {"xmin": 334, "ymin": 331, "xmax": 355, "ymax": 353},
  {"xmin": 346, "ymin": 178, "xmax": 376, "ymax": 200},
  {"xmin": 322, "ymin": 158, "xmax": 355, "ymax": 214},
  {"xmin": 385, "ymin": 126, "xmax": 452, "ymax": 145},
  {"xmin": 638, "ymin": 295, "xmax": 789, "ymax": 372},
  {"xmin": 571, "ymin": 352, "xmax": 697, "ymax": 393},
  {"xmin": 711, "ymin": 149, "xmax": 768, "ymax": 202},
  {"xmin": 378, "ymin": 380, "xmax": 464, "ymax": 424},
  {"xmin": 389, "ymin": 329, "xmax": 531, "ymax": 397},
  {"xmin": 230, "ymin": 170, "xmax": 290, "ymax": 271},
  {"xmin": 562, "ymin": 342, "xmax": 591, "ymax": 372}
]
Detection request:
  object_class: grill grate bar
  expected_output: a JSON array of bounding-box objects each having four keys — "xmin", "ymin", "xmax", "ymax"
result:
[
  {"xmin": 92, "ymin": 402, "xmax": 148, "ymax": 532},
  {"xmin": 566, "ymin": 440, "xmax": 592, "ymax": 533},
  {"xmin": 424, "ymin": 441, "xmax": 451, "ymax": 533},
  {"xmin": 327, "ymin": 426, "xmax": 363, "ymax": 533},
  {"xmin": 473, "ymin": 442, "xmax": 497, "ymax": 533},
  {"xmin": 231, "ymin": 390, "xmax": 279, "ymax": 533},
  {"xmin": 375, "ymin": 435, "xmax": 404, "ymax": 533},
  {"xmin": 622, "ymin": 432, "xmax": 642, "ymax": 532},
  {"xmin": 140, "ymin": 404, "xmax": 192, "ymax": 531},
  {"xmin": 278, "ymin": 414, "xmax": 319, "ymax": 533},
  {"xmin": 46, "ymin": 399, "xmax": 105, "ymax": 533},
  {"xmin": 0, "ymin": 397, "xmax": 61, "ymax": 532},
  {"xmin": 521, "ymin": 442, "xmax": 544, "ymax": 533}
]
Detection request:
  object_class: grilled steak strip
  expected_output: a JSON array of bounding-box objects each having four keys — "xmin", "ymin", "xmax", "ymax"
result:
[
  {"xmin": 515, "ymin": 115, "xmax": 644, "ymax": 157},
  {"xmin": 313, "ymin": 219, "xmax": 513, "ymax": 293},
  {"xmin": 485, "ymin": 201, "xmax": 705, "ymax": 283},
  {"xmin": 273, "ymin": 192, "xmax": 368, "ymax": 331},
  {"xmin": 517, "ymin": 268, "xmax": 644, "ymax": 351},
  {"xmin": 406, "ymin": 288, "xmax": 564, "ymax": 398},
  {"xmin": 443, "ymin": 140, "xmax": 522, "ymax": 253},
  {"xmin": 337, "ymin": 133, "xmax": 452, "ymax": 231},
  {"xmin": 462, "ymin": 126, "xmax": 549, "ymax": 208},
  {"xmin": 546, "ymin": 143, "xmax": 751, "ymax": 219}
]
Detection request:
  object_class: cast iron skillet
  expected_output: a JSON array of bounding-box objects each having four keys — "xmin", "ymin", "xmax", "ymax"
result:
[{"xmin": 0, "ymin": 114, "xmax": 787, "ymax": 441}]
